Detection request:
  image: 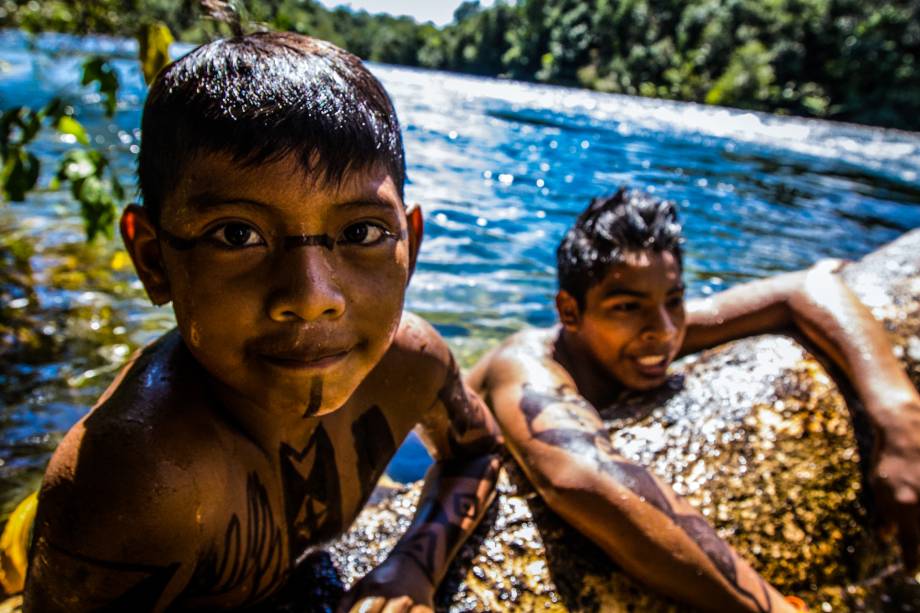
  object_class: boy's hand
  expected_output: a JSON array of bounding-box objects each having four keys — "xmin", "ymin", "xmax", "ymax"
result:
[
  {"xmin": 871, "ymin": 395, "xmax": 920, "ymax": 569},
  {"xmin": 337, "ymin": 554, "xmax": 435, "ymax": 613}
]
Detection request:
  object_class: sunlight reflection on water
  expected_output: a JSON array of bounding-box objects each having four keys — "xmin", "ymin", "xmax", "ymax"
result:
[{"xmin": 0, "ymin": 30, "xmax": 918, "ymax": 487}]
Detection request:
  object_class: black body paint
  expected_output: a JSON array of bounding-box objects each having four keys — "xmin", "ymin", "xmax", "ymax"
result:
[
  {"xmin": 438, "ymin": 356, "xmax": 498, "ymax": 456},
  {"xmin": 352, "ymin": 406, "xmax": 397, "ymax": 503},
  {"xmin": 283, "ymin": 234, "xmax": 335, "ymax": 250},
  {"xmin": 303, "ymin": 377, "xmax": 323, "ymax": 418},
  {"xmin": 519, "ymin": 384, "xmax": 772, "ymax": 613},
  {"xmin": 390, "ymin": 454, "xmax": 499, "ymax": 583},
  {"xmin": 47, "ymin": 542, "xmax": 179, "ymax": 610},
  {"xmin": 279, "ymin": 425, "xmax": 342, "ymax": 550},
  {"xmin": 189, "ymin": 473, "xmax": 284, "ymax": 604},
  {"xmin": 391, "ymin": 532, "xmax": 438, "ymax": 584},
  {"xmin": 158, "ymin": 229, "xmax": 408, "ymax": 251}
]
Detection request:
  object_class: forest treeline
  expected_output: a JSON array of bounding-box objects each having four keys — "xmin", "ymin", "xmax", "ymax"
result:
[{"xmin": 2, "ymin": 0, "xmax": 919, "ymax": 130}]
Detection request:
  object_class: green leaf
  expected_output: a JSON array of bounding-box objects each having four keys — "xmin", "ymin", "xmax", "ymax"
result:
[
  {"xmin": 0, "ymin": 107, "xmax": 23, "ymax": 155},
  {"xmin": 138, "ymin": 21, "xmax": 174, "ymax": 85},
  {"xmin": 73, "ymin": 175, "xmax": 117, "ymax": 242},
  {"xmin": 57, "ymin": 149, "xmax": 100, "ymax": 182},
  {"xmin": 42, "ymin": 98, "xmax": 65, "ymax": 123},
  {"xmin": 2, "ymin": 150, "xmax": 40, "ymax": 201},
  {"xmin": 81, "ymin": 56, "xmax": 120, "ymax": 118},
  {"xmin": 56, "ymin": 116, "xmax": 90, "ymax": 145}
]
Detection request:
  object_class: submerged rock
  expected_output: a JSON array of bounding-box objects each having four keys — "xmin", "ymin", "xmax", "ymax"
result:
[{"xmin": 306, "ymin": 230, "xmax": 920, "ymax": 612}]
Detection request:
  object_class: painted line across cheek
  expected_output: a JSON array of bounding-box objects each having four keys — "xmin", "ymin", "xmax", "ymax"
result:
[{"xmin": 303, "ymin": 377, "xmax": 323, "ymax": 418}]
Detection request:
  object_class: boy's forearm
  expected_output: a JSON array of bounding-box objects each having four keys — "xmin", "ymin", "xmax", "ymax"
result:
[
  {"xmin": 791, "ymin": 265, "xmax": 919, "ymax": 430},
  {"xmin": 388, "ymin": 453, "xmax": 500, "ymax": 587},
  {"xmin": 531, "ymin": 458, "xmax": 796, "ymax": 613}
]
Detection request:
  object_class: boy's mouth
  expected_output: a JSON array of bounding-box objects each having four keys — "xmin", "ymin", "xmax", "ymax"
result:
[
  {"xmin": 631, "ymin": 352, "xmax": 671, "ymax": 377},
  {"xmin": 259, "ymin": 346, "xmax": 353, "ymax": 372}
]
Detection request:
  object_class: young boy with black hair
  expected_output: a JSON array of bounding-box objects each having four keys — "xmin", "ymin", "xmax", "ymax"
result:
[
  {"xmin": 24, "ymin": 32, "xmax": 501, "ymax": 612},
  {"xmin": 469, "ymin": 188, "xmax": 920, "ymax": 612}
]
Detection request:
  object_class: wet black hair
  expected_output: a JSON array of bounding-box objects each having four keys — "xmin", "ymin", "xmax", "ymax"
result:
[
  {"xmin": 138, "ymin": 31, "xmax": 405, "ymax": 224},
  {"xmin": 557, "ymin": 187, "xmax": 683, "ymax": 308}
]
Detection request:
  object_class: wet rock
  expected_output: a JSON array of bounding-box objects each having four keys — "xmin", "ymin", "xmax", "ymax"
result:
[{"xmin": 307, "ymin": 230, "xmax": 920, "ymax": 612}]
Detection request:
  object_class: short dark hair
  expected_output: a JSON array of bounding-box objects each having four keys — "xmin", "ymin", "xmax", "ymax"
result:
[
  {"xmin": 557, "ymin": 187, "xmax": 683, "ymax": 308},
  {"xmin": 138, "ymin": 32, "xmax": 405, "ymax": 224}
]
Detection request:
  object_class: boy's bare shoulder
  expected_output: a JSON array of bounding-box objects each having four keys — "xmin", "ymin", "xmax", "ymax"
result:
[
  {"xmin": 468, "ymin": 326, "xmax": 560, "ymax": 394},
  {"xmin": 38, "ymin": 330, "xmax": 229, "ymax": 556},
  {"xmin": 383, "ymin": 311, "xmax": 452, "ymax": 372},
  {"xmin": 361, "ymin": 312, "xmax": 456, "ymax": 413}
]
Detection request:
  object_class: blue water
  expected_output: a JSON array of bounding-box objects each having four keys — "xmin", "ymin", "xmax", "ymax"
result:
[{"xmin": 1, "ymin": 30, "xmax": 919, "ymax": 493}]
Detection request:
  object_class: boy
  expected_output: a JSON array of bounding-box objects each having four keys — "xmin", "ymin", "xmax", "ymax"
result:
[
  {"xmin": 468, "ymin": 188, "xmax": 920, "ymax": 612},
  {"xmin": 24, "ymin": 33, "xmax": 501, "ymax": 611}
]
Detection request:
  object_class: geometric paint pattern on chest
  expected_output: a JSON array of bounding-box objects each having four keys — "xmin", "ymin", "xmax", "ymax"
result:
[
  {"xmin": 351, "ymin": 405, "xmax": 397, "ymax": 505},
  {"xmin": 280, "ymin": 425, "xmax": 342, "ymax": 552},
  {"xmin": 279, "ymin": 406, "xmax": 396, "ymax": 554}
]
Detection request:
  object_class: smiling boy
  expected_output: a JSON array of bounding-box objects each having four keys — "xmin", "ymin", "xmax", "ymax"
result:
[
  {"xmin": 469, "ymin": 188, "xmax": 920, "ymax": 612},
  {"xmin": 24, "ymin": 33, "xmax": 500, "ymax": 611}
]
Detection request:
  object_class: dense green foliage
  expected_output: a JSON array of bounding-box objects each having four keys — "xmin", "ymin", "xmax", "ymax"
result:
[
  {"xmin": 0, "ymin": 58, "xmax": 124, "ymax": 240},
  {"xmin": 1, "ymin": 0, "xmax": 918, "ymax": 129}
]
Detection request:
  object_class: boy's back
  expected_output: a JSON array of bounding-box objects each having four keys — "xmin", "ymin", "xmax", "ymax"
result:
[{"xmin": 25, "ymin": 33, "xmax": 500, "ymax": 611}]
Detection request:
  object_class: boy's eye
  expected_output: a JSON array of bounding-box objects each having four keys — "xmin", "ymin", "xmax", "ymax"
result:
[
  {"xmin": 340, "ymin": 221, "xmax": 388, "ymax": 246},
  {"xmin": 208, "ymin": 223, "xmax": 264, "ymax": 248},
  {"xmin": 667, "ymin": 296, "xmax": 684, "ymax": 309},
  {"xmin": 610, "ymin": 302, "xmax": 641, "ymax": 313}
]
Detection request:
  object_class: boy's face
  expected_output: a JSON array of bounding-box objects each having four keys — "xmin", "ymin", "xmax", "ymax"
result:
[
  {"xmin": 558, "ymin": 249, "xmax": 686, "ymax": 391},
  {"xmin": 124, "ymin": 152, "xmax": 418, "ymax": 417}
]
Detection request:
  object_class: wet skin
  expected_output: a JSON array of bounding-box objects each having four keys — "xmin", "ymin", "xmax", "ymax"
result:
[
  {"xmin": 24, "ymin": 154, "xmax": 501, "ymax": 612},
  {"xmin": 469, "ymin": 252, "xmax": 920, "ymax": 613}
]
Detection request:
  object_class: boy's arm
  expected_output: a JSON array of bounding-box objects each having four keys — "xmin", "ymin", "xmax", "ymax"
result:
[
  {"xmin": 24, "ymin": 428, "xmax": 199, "ymax": 612},
  {"xmin": 486, "ymin": 354, "xmax": 799, "ymax": 613},
  {"xmin": 682, "ymin": 260, "xmax": 920, "ymax": 567},
  {"xmin": 338, "ymin": 352, "xmax": 501, "ymax": 613}
]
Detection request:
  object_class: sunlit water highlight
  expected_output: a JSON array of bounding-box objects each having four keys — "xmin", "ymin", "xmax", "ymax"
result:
[{"xmin": 0, "ymin": 31, "xmax": 918, "ymax": 496}]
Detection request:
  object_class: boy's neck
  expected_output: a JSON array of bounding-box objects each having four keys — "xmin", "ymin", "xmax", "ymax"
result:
[
  {"xmin": 198, "ymin": 353, "xmax": 322, "ymax": 458},
  {"xmin": 553, "ymin": 328, "xmax": 624, "ymax": 409}
]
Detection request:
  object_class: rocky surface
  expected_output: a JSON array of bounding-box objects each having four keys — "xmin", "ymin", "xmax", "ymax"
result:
[{"xmin": 301, "ymin": 230, "xmax": 920, "ymax": 612}]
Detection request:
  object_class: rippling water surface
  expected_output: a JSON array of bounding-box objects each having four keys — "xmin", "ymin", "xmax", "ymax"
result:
[{"xmin": 1, "ymin": 31, "xmax": 919, "ymax": 496}]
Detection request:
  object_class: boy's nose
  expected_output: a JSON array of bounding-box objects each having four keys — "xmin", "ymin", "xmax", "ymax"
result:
[
  {"xmin": 641, "ymin": 305, "xmax": 678, "ymax": 342},
  {"xmin": 267, "ymin": 249, "xmax": 346, "ymax": 323}
]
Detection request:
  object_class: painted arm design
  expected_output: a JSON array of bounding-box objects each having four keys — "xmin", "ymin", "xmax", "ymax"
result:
[
  {"xmin": 501, "ymin": 381, "xmax": 797, "ymax": 613},
  {"xmin": 338, "ymin": 358, "xmax": 501, "ymax": 612},
  {"xmin": 392, "ymin": 357, "xmax": 502, "ymax": 586}
]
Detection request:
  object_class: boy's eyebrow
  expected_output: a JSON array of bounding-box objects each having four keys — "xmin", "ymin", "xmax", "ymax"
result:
[
  {"xmin": 602, "ymin": 283, "xmax": 686, "ymax": 298},
  {"xmin": 186, "ymin": 192, "xmax": 273, "ymax": 210},
  {"xmin": 184, "ymin": 192, "xmax": 401, "ymax": 211},
  {"xmin": 602, "ymin": 288, "xmax": 649, "ymax": 298},
  {"xmin": 333, "ymin": 196, "xmax": 402, "ymax": 211}
]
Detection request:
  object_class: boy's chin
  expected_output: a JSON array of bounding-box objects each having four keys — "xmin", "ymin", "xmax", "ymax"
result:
[{"xmin": 261, "ymin": 378, "xmax": 361, "ymax": 419}]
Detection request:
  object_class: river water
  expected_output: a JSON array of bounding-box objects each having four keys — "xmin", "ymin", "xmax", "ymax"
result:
[{"xmin": 1, "ymin": 30, "xmax": 919, "ymax": 504}]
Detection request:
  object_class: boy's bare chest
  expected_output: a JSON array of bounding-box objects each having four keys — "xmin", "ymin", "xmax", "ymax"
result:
[{"xmin": 186, "ymin": 404, "xmax": 410, "ymax": 607}]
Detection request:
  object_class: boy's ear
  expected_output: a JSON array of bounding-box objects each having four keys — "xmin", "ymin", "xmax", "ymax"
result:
[
  {"xmin": 555, "ymin": 290, "xmax": 581, "ymax": 330},
  {"xmin": 406, "ymin": 204, "xmax": 424, "ymax": 280},
  {"xmin": 120, "ymin": 204, "xmax": 171, "ymax": 306}
]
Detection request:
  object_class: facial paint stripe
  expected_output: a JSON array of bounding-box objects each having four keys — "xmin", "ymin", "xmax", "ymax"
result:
[
  {"xmin": 302, "ymin": 377, "xmax": 323, "ymax": 418},
  {"xmin": 157, "ymin": 229, "xmax": 408, "ymax": 251},
  {"xmin": 283, "ymin": 234, "xmax": 335, "ymax": 250}
]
